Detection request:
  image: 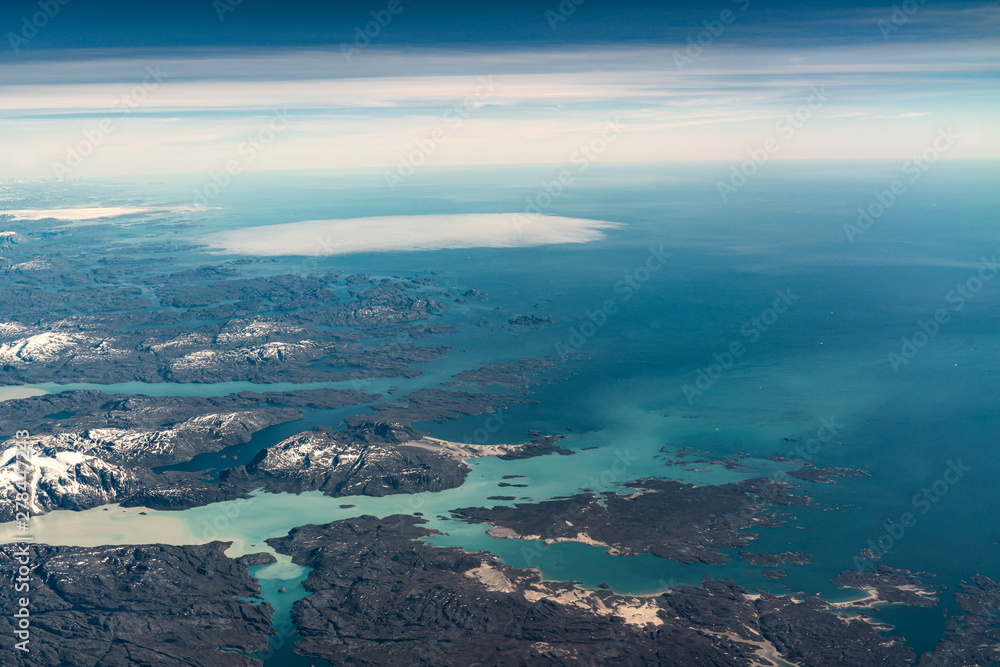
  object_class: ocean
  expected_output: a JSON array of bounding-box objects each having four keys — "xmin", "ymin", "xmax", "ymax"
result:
[{"xmin": 3, "ymin": 160, "xmax": 999, "ymax": 661}]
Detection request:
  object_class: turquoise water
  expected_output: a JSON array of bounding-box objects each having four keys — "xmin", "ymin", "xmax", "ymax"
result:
[
  {"xmin": 246, "ymin": 558, "xmax": 332, "ymax": 667},
  {"xmin": 4, "ymin": 161, "xmax": 999, "ymax": 661}
]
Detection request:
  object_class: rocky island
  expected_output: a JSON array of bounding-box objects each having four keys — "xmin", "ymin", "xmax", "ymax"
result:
[{"xmin": 452, "ymin": 477, "xmax": 809, "ymax": 564}]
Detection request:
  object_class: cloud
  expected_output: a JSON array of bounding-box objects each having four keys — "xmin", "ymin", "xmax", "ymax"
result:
[
  {"xmin": 1, "ymin": 206, "xmax": 154, "ymax": 221},
  {"xmin": 0, "ymin": 34, "xmax": 997, "ymax": 177},
  {"xmin": 2, "ymin": 40, "xmax": 997, "ymax": 115},
  {"xmin": 1, "ymin": 205, "xmax": 197, "ymax": 222},
  {"xmin": 198, "ymin": 213, "xmax": 623, "ymax": 256}
]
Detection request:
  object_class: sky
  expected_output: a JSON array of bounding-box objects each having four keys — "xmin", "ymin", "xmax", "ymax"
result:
[{"xmin": 0, "ymin": 0, "xmax": 996, "ymax": 179}]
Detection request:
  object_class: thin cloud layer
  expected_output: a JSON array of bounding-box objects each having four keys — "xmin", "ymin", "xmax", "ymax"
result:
[
  {"xmin": 1, "ymin": 206, "xmax": 154, "ymax": 221},
  {"xmin": 199, "ymin": 213, "xmax": 623, "ymax": 256},
  {"xmin": 0, "ymin": 5, "xmax": 996, "ymax": 178}
]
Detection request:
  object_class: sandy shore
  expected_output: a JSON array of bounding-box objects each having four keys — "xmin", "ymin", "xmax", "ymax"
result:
[
  {"xmin": 695, "ymin": 628, "xmax": 802, "ymax": 667},
  {"xmin": 463, "ymin": 556, "xmax": 663, "ymax": 628},
  {"xmin": 404, "ymin": 436, "xmax": 520, "ymax": 460},
  {"xmin": 828, "ymin": 586, "xmax": 881, "ymax": 608},
  {"xmin": 523, "ymin": 584, "xmax": 664, "ymax": 627},
  {"xmin": 405, "ymin": 435, "xmax": 564, "ymax": 464}
]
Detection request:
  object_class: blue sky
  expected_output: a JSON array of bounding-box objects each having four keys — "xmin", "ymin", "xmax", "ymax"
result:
[{"xmin": 0, "ymin": 0, "xmax": 996, "ymax": 178}]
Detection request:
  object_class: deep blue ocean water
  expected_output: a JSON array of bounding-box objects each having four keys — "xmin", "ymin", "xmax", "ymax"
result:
[{"xmin": 8, "ymin": 160, "xmax": 1000, "ymax": 660}]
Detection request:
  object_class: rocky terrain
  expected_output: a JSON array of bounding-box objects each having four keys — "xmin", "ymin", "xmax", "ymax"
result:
[
  {"xmin": 495, "ymin": 431, "xmax": 574, "ymax": 460},
  {"xmin": 452, "ymin": 477, "xmax": 809, "ymax": 565},
  {"xmin": 0, "ymin": 389, "xmax": 383, "ymax": 521},
  {"xmin": 831, "ymin": 566, "xmax": 940, "ymax": 608},
  {"xmin": 0, "ymin": 388, "xmax": 378, "ymax": 436},
  {"xmin": 0, "ymin": 405, "xmax": 300, "ymax": 521},
  {"xmin": 266, "ymin": 515, "xmax": 918, "ymax": 666},
  {"xmin": 0, "ymin": 541, "xmax": 274, "ymax": 666},
  {"xmin": 1, "ymin": 201, "xmax": 991, "ymax": 667},
  {"xmin": 918, "ymin": 575, "xmax": 1000, "ymax": 665},
  {"xmin": 740, "ymin": 551, "xmax": 813, "ymax": 567},
  {"xmin": 0, "ymin": 216, "xmax": 464, "ymax": 385},
  {"xmin": 785, "ymin": 466, "xmax": 867, "ymax": 484},
  {"xmin": 0, "ymin": 517, "xmax": 982, "ymax": 667},
  {"xmin": 367, "ymin": 387, "xmax": 530, "ymax": 424},
  {"xmin": 446, "ymin": 359, "xmax": 556, "ymax": 388},
  {"xmin": 220, "ymin": 419, "xmax": 578, "ymax": 499},
  {"xmin": 220, "ymin": 420, "xmax": 469, "ymax": 497},
  {"xmin": 0, "ymin": 380, "xmax": 571, "ymax": 519},
  {"xmin": 14, "ymin": 408, "xmax": 301, "ymax": 467}
]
